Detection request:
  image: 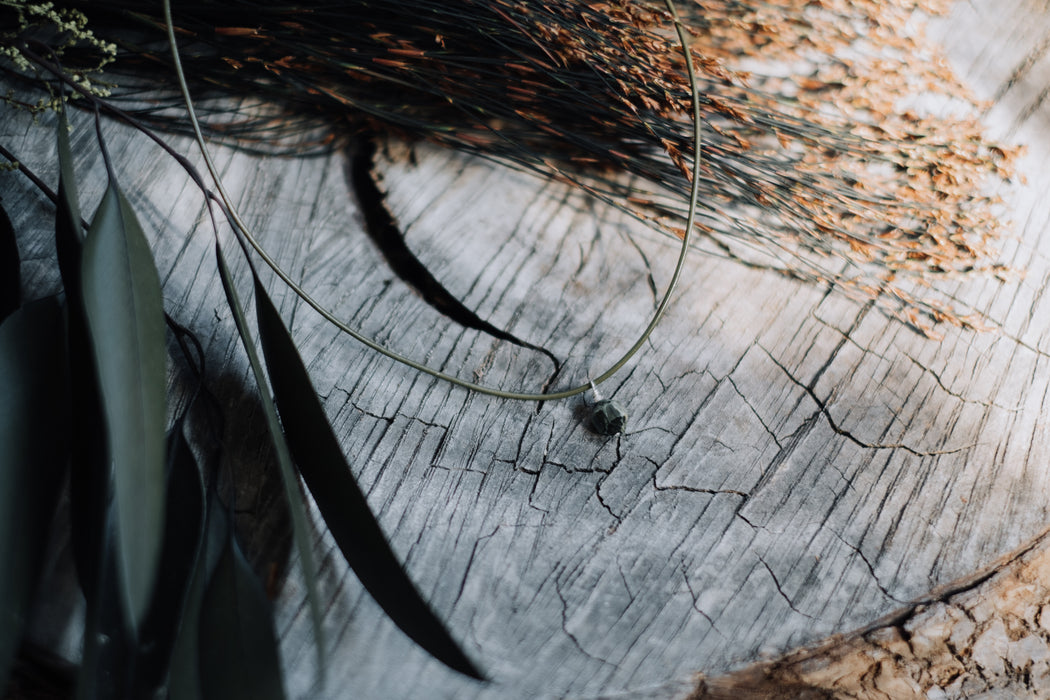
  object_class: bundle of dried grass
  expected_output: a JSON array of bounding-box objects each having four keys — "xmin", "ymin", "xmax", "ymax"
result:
[{"xmin": 2, "ymin": 0, "xmax": 1020, "ymax": 334}]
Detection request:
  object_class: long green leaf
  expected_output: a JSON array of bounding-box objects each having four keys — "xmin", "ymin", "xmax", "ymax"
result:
[
  {"xmin": 54, "ymin": 108, "xmax": 132, "ymax": 700},
  {"xmin": 213, "ymin": 242, "xmax": 325, "ymax": 677},
  {"xmin": 55, "ymin": 106, "xmax": 109, "ymax": 602},
  {"xmin": 80, "ymin": 181, "xmax": 167, "ymax": 634},
  {"xmin": 55, "ymin": 106, "xmax": 84, "ymax": 283},
  {"xmin": 253, "ymin": 278, "xmax": 484, "ymax": 680},
  {"xmin": 0, "ymin": 296, "xmax": 70, "ymax": 689},
  {"xmin": 134, "ymin": 420, "xmax": 206, "ymax": 696},
  {"xmin": 198, "ymin": 509, "xmax": 286, "ymax": 700},
  {"xmin": 0, "ymin": 202, "xmax": 18, "ymax": 323},
  {"xmin": 75, "ymin": 516, "xmax": 134, "ymax": 700},
  {"xmin": 169, "ymin": 494, "xmax": 228, "ymax": 700}
]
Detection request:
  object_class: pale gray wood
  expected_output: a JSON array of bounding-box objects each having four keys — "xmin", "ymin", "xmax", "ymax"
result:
[
  {"xmin": 5, "ymin": 1, "xmax": 1050, "ymax": 698},
  {"xmin": 694, "ymin": 526, "xmax": 1050, "ymax": 698}
]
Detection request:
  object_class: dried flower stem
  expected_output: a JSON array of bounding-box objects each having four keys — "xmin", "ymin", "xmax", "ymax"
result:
[{"xmin": 1, "ymin": 0, "xmax": 1021, "ymax": 335}]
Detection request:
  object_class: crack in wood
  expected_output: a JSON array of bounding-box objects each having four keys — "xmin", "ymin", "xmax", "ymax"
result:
[
  {"xmin": 680, "ymin": 570, "xmax": 729, "ymax": 645},
  {"xmin": 651, "ymin": 471, "xmax": 750, "ymax": 499},
  {"xmin": 693, "ymin": 523, "xmax": 1050, "ymax": 698},
  {"xmin": 427, "ymin": 464, "xmax": 488, "ymax": 477},
  {"xmin": 593, "ymin": 439, "xmax": 627, "ymax": 523},
  {"xmin": 554, "ymin": 577, "xmax": 617, "ymax": 671},
  {"xmin": 829, "ymin": 532, "xmax": 906, "ymax": 604},
  {"xmin": 901, "ymin": 352, "xmax": 1022, "ymax": 412},
  {"xmin": 996, "ymin": 328, "xmax": 1050, "ymax": 362},
  {"xmin": 810, "ymin": 313, "xmax": 892, "ymax": 365},
  {"xmin": 593, "ymin": 480, "xmax": 623, "ymax": 524},
  {"xmin": 347, "ymin": 134, "xmax": 561, "ymax": 378},
  {"xmin": 760, "ymin": 345, "xmax": 977, "ymax": 457},
  {"xmin": 725, "ymin": 375, "xmax": 784, "ymax": 449},
  {"xmin": 757, "ymin": 556, "xmax": 817, "ymax": 621},
  {"xmin": 618, "ymin": 226, "xmax": 659, "ymax": 307},
  {"xmin": 452, "ymin": 525, "xmax": 499, "ymax": 609}
]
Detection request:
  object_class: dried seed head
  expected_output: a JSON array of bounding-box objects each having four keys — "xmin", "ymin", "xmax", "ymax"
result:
[{"xmin": 9, "ymin": 0, "xmax": 1019, "ymax": 334}]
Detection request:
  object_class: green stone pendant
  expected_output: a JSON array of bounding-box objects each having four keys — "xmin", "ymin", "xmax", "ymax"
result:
[
  {"xmin": 590, "ymin": 398, "xmax": 628, "ymax": 435},
  {"xmin": 587, "ymin": 381, "xmax": 627, "ymax": 435}
]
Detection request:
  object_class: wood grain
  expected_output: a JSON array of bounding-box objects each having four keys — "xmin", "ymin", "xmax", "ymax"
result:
[{"xmin": 5, "ymin": 1, "xmax": 1050, "ymax": 698}]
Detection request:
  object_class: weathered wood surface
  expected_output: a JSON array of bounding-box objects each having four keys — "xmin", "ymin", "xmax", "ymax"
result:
[
  {"xmin": 695, "ymin": 526, "xmax": 1050, "ymax": 698},
  {"xmin": 7, "ymin": 1, "xmax": 1050, "ymax": 697}
]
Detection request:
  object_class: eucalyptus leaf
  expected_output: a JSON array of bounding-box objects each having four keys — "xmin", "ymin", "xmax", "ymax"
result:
[
  {"xmin": 134, "ymin": 420, "xmax": 206, "ymax": 696},
  {"xmin": 0, "ymin": 201, "xmax": 19, "ymax": 323},
  {"xmin": 54, "ymin": 106, "xmax": 109, "ymax": 600},
  {"xmin": 80, "ymin": 181, "xmax": 167, "ymax": 634},
  {"xmin": 0, "ymin": 296, "xmax": 70, "ymax": 690},
  {"xmin": 55, "ymin": 106, "xmax": 84, "ymax": 284},
  {"xmin": 79, "ymin": 411, "xmax": 205, "ymax": 700},
  {"xmin": 213, "ymin": 241, "xmax": 325, "ymax": 677},
  {"xmin": 76, "ymin": 516, "xmax": 134, "ymax": 700},
  {"xmin": 197, "ymin": 509, "xmax": 286, "ymax": 700},
  {"xmin": 253, "ymin": 278, "xmax": 484, "ymax": 680},
  {"xmin": 169, "ymin": 494, "xmax": 229, "ymax": 700}
]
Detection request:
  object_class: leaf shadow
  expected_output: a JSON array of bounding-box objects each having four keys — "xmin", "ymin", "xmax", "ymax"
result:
[{"xmin": 209, "ymin": 370, "xmax": 294, "ymax": 595}]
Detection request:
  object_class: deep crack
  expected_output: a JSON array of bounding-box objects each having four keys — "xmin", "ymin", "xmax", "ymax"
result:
[
  {"xmin": 652, "ymin": 471, "xmax": 750, "ymax": 499},
  {"xmin": 348, "ymin": 134, "xmax": 561, "ymax": 376}
]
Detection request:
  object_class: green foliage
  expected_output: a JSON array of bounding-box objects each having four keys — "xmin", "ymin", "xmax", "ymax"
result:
[
  {"xmin": 135, "ymin": 421, "xmax": 207, "ymax": 694},
  {"xmin": 80, "ymin": 178, "xmax": 169, "ymax": 635},
  {"xmin": 168, "ymin": 490, "xmax": 227, "ymax": 700},
  {"xmin": 0, "ymin": 202, "xmax": 19, "ymax": 321},
  {"xmin": 54, "ymin": 104, "xmax": 110, "ymax": 604},
  {"xmin": 0, "ymin": 296, "xmax": 69, "ymax": 691},
  {"xmin": 197, "ymin": 503, "xmax": 287, "ymax": 700},
  {"xmin": 0, "ymin": 96, "xmax": 483, "ymax": 696},
  {"xmin": 213, "ymin": 240, "xmax": 328, "ymax": 679}
]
